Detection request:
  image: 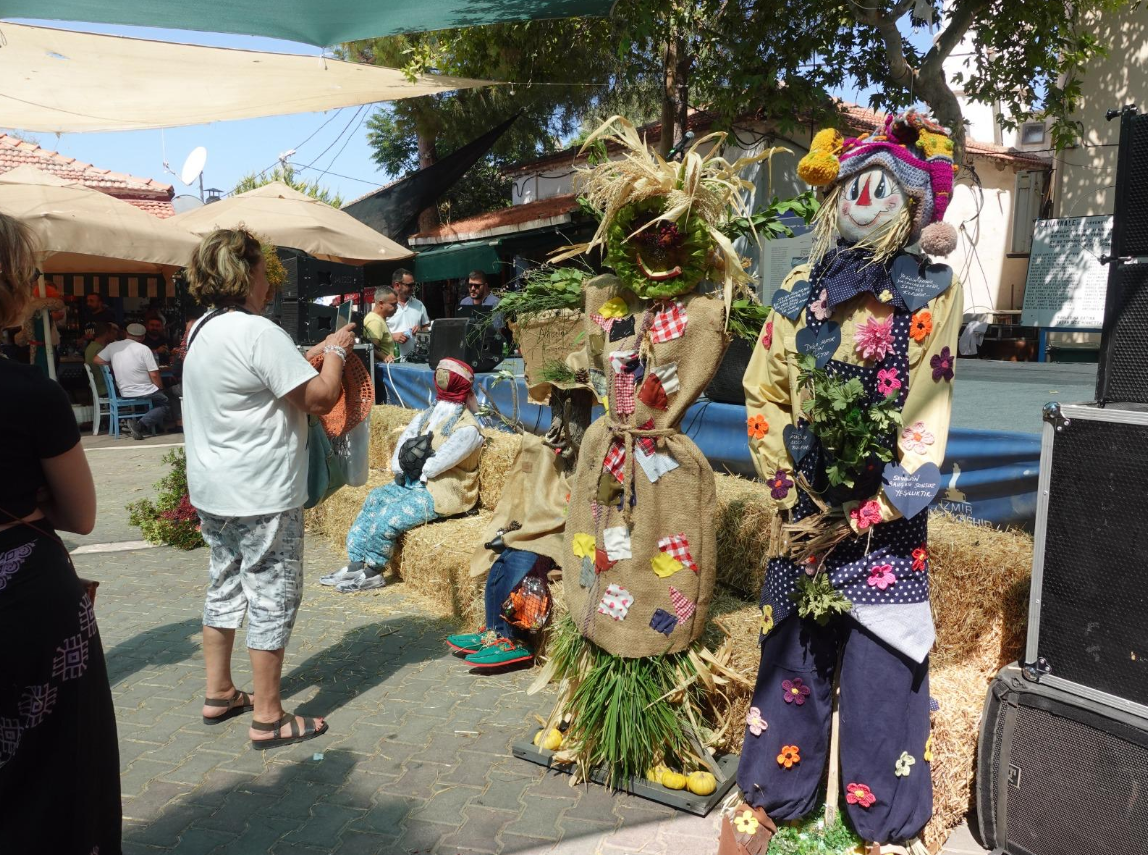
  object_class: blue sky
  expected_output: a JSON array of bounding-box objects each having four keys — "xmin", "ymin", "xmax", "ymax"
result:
[{"xmin": 5, "ymin": 18, "xmax": 937, "ymax": 208}]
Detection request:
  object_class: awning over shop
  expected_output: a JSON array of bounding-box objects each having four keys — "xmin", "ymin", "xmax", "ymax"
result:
[
  {"xmin": 414, "ymin": 240, "xmax": 502, "ymax": 283},
  {"xmin": 8, "ymin": 0, "xmax": 618, "ymax": 46}
]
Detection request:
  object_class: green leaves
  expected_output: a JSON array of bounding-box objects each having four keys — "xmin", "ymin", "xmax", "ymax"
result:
[
  {"xmin": 727, "ymin": 298, "xmax": 771, "ymax": 343},
  {"xmin": 719, "ymin": 191, "xmax": 821, "ymax": 243},
  {"xmin": 492, "ymin": 264, "xmax": 586, "ymax": 324},
  {"xmin": 790, "ymin": 573, "xmax": 853, "ymax": 626}
]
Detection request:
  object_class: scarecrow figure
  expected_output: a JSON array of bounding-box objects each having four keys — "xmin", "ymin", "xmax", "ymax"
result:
[
  {"xmin": 725, "ymin": 112, "xmax": 962, "ymax": 855},
  {"xmin": 534, "ymin": 117, "xmax": 774, "ymax": 784},
  {"xmin": 322, "ymin": 358, "xmax": 484, "ymax": 592}
]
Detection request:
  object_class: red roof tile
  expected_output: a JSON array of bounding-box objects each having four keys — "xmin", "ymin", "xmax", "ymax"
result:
[
  {"xmin": 410, "ymin": 194, "xmax": 581, "ymax": 242},
  {"xmin": 0, "ymin": 134, "xmax": 175, "ymax": 214}
]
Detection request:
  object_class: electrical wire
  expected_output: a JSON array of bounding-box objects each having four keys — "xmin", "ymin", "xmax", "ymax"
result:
[
  {"xmin": 311, "ymin": 108, "xmax": 371, "ymax": 180},
  {"xmin": 301, "ymin": 104, "xmax": 366, "ymax": 172}
]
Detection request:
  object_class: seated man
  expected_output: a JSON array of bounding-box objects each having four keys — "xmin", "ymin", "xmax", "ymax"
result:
[
  {"xmin": 362, "ymin": 286, "xmax": 397, "ymax": 362},
  {"xmin": 85, "ymin": 322, "xmax": 118, "ymax": 397},
  {"xmin": 92, "ymin": 322, "xmax": 170, "ymax": 440},
  {"xmin": 142, "ymin": 313, "xmax": 171, "ymax": 360},
  {"xmin": 322, "ymin": 358, "xmax": 485, "ymax": 593}
]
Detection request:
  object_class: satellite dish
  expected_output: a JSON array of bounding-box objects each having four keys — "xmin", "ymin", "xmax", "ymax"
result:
[
  {"xmin": 180, "ymin": 146, "xmax": 208, "ymax": 186},
  {"xmin": 172, "ymin": 194, "xmax": 204, "ymax": 214}
]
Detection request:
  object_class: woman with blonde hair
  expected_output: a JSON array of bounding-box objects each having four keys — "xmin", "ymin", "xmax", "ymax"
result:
[
  {"xmin": 183, "ymin": 227, "xmax": 353, "ymax": 749},
  {"xmin": 0, "ymin": 212, "xmax": 120, "ymax": 851}
]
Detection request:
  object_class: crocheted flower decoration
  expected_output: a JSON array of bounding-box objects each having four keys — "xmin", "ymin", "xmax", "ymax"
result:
[
  {"xmin": 931, "ymin": 346, "xmax": 955, "ymax": 382},
  {"xmin": 910, "ymin": 310, "xmax": 933, "ymax": 342},
  {"xmin": 900, "ymin": 421, "xmax": 935, "ymax": 454},
  {"xmin": 782, "ymin": 677, "xmax": 811, "ymax": 705},
  {"xmin": 846, "ymin": 782, "xmax": 877, "ymax": 808},
  {"xmin": 760, "ymin": 604, "xmax": 774, "ymax": 636},
  {"xmin": 746, "ymin": 706, "xmax": 768, "ymax": 737},
  {"xmin": 769, "ymin": 469, "xmax": 794, "ymax": 500},
  {"xmin": 761, "ymin": 320, "xmax": 774, "ymax": 350},
  {"xmin": 747, "ymin": 414, "xmax": 769, "ymax": 440},
  {"xmin": 876, "ymin": 367, "xmax": 902, "ymax": 397},
  {"xmin": 810, "ymin": 289, "xmax": 831, "ymax": 320},
  {"xmin": 805, "ymin": 555, "xmax": 819, "ymax": 576},
  {"xmin": 776, "ymin": 744, "xmax": 801, "ymax": 769},
  {"xmin": 878, "ymin": 289, "xmax": 894, "ymax": 304},
  {"xmin": 912, "ymin": 545, "xmax": 929, "ymax": 572},
  {"xmin": 854, "ymin": 315, "xmax": 894, "ymax": 362},
  {"xmin": 895, "ymin": 751, "xmax": 916, "ymax": 777},
  {"xmin": 734, "ymin": 809, "xmax": 760, "ymax": 835},
  {"xmin": 867, "ymin": 563, "xmax": 897, "ymax": 590},
  {"xmin": 849, "ymin": 499, "xmax": 882, "ymax": 531},
  {"xmin": 925, "ymin": 735, "xmax": 934, "ymax": 762}
]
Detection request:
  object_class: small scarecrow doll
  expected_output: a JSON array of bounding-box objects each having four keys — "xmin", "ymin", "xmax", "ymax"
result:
[
  {"xmin": 322, "ymin": 358, "xmax": 485, "ymax": 592},
  {"xmin": 15, "ymin": 281, "xmax": 65, "ymax": 376},
  {"xmin": 725, "ymin": 112, "xmax": 962, "ymax": 855},
  {"xmin": 535, "ymin": 117, "xmax": 774, "ymax": 784}
]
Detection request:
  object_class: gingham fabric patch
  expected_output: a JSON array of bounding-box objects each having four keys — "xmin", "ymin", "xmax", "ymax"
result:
[
  {"xmin": 614, "ymin": 371, "xmax": 636, "ymax": 415},
  {"xmin": 668, "ymin": 585, "xmax": 696, "ymax": 622},
  {"xmin": 649, "ymin": 300, "xmax": 688, "ymax": 343},
  {"xmin": 602, "ymin": 439, "xmax": 626, "ymax": 482},
  {"xmin": 658, "ymin": 533, "xmax": 698, "ymax": 573}
]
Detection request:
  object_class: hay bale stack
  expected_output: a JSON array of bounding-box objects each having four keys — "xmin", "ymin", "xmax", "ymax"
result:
[
  {"xmin": 714, "ymin": 473, "xmax": 775, "ymax": 597},
  {"xmin": 393, "ymin": 512, "xmax": 492, "ymax": 625},
  {"xmin": 368, "ymin": 404, "xmax": 421, "ymax": 470}
]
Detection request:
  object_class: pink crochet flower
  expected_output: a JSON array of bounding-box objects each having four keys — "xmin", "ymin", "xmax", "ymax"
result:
[
  {"xmin": 867, "ymin": 563, "xmax": 897, "ymax": 590},
  {"xmin": 746, "ymin": 706, "xmax": 768, "ymax": 736},
  {"xmin": 849, "ymin": 499, "xmax": 882, "ymax": 531},
  {"xmin": 781, "ymin": 677, "xmax": 812, "ymax": 705},
  {"xmin": 761, "ymin": 320, "xmax": 774, "ymax": 350},
  {"xmin": 876, "ymin": 367, "xmax": 902, "ymax": 397},
  {"xmin": 846, "ymin": 782, "xmax": 877, "ymax": 808},
  {"xmin": 900, "ymin": 421, "xmax": 935, "ymax": 454},
  {"xmin": 854, "ymin": 315, "xmax": 894, "ymax": 362},
  {"xmin": 810, "ymin": 289, "xmax": 831, "ymax": 321}
]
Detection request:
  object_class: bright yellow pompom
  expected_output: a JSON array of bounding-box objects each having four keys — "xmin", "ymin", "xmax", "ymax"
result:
[
  {"xmin": 660, "ymin": 771, "xmax": 688, "ymax": 790},
  {"xmin": 809, "ymin": 128, "xmax": 844, "ymax": 155},
  {"xmin": 917, "ymin": 129, "xmax": 954, "ymax": 160},
  {"xmin": 797, "ymin": 149, "xmax": 840, "ymax": 187},
  {"xmin": 686, "ymin": 771, "xmax": 717, "ymax": 795}
]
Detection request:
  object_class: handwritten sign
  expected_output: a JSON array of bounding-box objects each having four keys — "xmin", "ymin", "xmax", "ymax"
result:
[
  {"xmin": 882, "ymin": 461, "xmax": 942, "ymax": 520},
  {"xmin": 795, "ymin": 320, "xmax": 840, "ymax": 368},
  {"xmin": 891, "ymin": 255, "xmax": 953, "ymax": 312},
  {"xmin": 771, "ymin": 279, "xmax": 812, "ymax": 320},
  {"xmin": 783, "ymin": 423, "xmax": 816, "ymax": 465},
  {"xmin": 1021, "ymin": 216, "xmax": 1112, "ymax": 328}
]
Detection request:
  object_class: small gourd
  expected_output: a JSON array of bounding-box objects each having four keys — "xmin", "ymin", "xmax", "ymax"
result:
[
  {"xmin": 646, "ymin": 764, "xmax": 670, "ymax": 785},
  {"xmin": 534, "ymin": 728, "xmax": 564, "ymax": 751},
  {"xmin": 660, "ymin": 770, "xmax": 688, "ymax": 790},
  {"xmin": 686, "ymin": 771, "xmax": 717, "ymax": 795}
]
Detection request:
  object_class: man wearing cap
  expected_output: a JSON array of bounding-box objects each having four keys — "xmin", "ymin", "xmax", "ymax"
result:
[
  {"xmin": 321, "ymin": 358, "xmax": 484, "ymax": 592},
  {"xmin": 93, "ymin": 322, "xmax": 171, "ymax": 440}
]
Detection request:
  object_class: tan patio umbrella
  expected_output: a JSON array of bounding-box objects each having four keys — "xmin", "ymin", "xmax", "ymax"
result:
[
  {"xmin": 167, "ymin": 182, "xmax": 414, "ymax": 265},
  {"xmin": 0, "ymin": 165, "xmax": 199, "ymax": 273}
]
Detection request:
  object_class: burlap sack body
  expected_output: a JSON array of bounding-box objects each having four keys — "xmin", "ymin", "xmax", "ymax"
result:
[
  {"xmin": 562, "ymin": 275, "xmax": 730, "ymax": 657},
  {"xmin": 470, "ymin": 433, "xmax": 572, "ymax": 581},
  {"xmin": 510, "ymin": 309, "xmax": 585, "ymax": 401}
]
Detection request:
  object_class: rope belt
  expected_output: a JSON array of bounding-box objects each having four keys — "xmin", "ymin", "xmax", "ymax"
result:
[{"xmin": 607, "ymin": 420, "xmax": 675, "ymax": 526}]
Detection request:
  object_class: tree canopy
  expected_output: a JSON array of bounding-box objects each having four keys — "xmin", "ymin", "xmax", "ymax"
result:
[{"xmin": 232, "ymin": 165, "xmax": 343, "ymax": 207}]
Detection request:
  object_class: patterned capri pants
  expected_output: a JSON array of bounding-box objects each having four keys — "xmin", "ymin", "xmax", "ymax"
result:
[
  {"xmin": 345, "ymin": 479, "xmax": 438, "ymax": 568},
  {"xmin": 199, "ymin": 507, "xmax": 305, "ymax": 651}
]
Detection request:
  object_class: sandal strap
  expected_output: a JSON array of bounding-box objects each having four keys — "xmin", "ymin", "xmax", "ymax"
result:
[
  {"xmin": 204, "ymin": 689, "xmax": 250, "ymax": 708},
  {"xmin": 251, "ymin": 711, "xmax": 296, "ymax": 735}
]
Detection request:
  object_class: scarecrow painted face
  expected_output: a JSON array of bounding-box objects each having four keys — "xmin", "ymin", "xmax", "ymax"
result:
[
  {"xmin": 607, "ymin": 199, "xmax": 711, "ymax": 300},
  {"xmin": 836, "ymin": 165, "xmax": 906, "ymax": 245}
]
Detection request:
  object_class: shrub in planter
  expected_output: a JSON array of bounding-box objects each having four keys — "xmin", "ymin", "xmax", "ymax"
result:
[{"xmin": 126, "ymin": 449, "xmax": 205, "ymax": 550}]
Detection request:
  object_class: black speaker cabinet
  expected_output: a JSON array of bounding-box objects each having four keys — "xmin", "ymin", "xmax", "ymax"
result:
[
  {"xmin": 279, "ymin": 254, "xmax": 364, "ymax": 301},
  {"xmin": 426, "ymin": 318, "xmax": 502, "ymax": 373},
  {"xmin": 277, "ymin": 299, "xmax": 362, "ymax": 346},
  {"xmin": 976, "ymin": 663, "xmax": 1148, "ymax": 855},
  {"xmin": 1028, "ymin": 402, "xmax": 1148, "ymax": 714}
]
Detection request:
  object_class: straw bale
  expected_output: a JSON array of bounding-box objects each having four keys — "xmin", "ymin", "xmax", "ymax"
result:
[
  {"xmin": 393, "ymin": 512, "xmax": 492, "ymax": 623},
  {"xmin": 368, "ymin": 404, "xmax": 420, "ymax": 470},
  {"xmin": 476, "ymin": 430, "xmax": 523, "ymax": 511}
]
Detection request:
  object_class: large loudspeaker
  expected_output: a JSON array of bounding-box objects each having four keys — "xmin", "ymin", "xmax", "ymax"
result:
[
  {"xmin": 1096, "ymin": 107, "xmax": 1148, "ymax": 403},
  {"xmin": 1028, "ymin": 402, "xmax": 1148, "ymax": 713},
  {"xmin": 279, "ymin": 254, "xmax": 364, "ymax": 301},
  {"xmin": 278, "ymin": 299, "xmax": 362, "ymax": 346},
  {"xmin": 426, "ymin": 318, "xmax": 502, "ymax": 373},
  {"xmin": 976, "ymin": 663, "xmax": 1148, "ymax": 855}
]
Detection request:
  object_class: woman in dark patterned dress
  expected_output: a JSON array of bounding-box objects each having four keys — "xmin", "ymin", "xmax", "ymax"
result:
[{"xmin": 0, "ymin": 212, "xmax": 121, "ymax": 853}]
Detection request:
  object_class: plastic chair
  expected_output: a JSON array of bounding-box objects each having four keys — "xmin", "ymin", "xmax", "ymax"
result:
[
  {"xmin": 83, "ymin": 363, "xmax": 110, "ymax": 437},
  {"xmin": 98, "ymin": 364, "xmax": 154, "ymax": 438}
]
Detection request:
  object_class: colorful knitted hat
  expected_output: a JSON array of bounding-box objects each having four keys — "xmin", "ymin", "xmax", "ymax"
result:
[{"xmin": 797, "ymin": 110, "xmax": 959, "ymax": 256}]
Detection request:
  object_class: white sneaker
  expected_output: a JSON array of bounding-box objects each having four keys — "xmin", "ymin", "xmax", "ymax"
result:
[
  {"xmin": 334, "ymin": 571, "xmax": 387, "ymax": 593},
  {"xmin": 320, "ymin": 566, "xmax": 358, "ymax": 586}
]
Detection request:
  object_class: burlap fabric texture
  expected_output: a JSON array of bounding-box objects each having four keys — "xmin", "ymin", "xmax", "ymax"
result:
[{"xmin": 563, "ymin": 274, "xmax": 729, "ymax": 657}]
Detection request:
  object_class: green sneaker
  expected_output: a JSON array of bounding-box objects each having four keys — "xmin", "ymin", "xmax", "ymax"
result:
[
  {"xmin": 446, "ymin": 629, "xmax": 489, "ymax": 654},
  {"xmin": 465, "ymin": 638, "xmax": 534, "ymax": 668}
]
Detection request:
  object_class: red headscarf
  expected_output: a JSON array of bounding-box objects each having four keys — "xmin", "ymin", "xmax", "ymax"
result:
[{"xmin": 434, "ymin": 358, "xmax": 475, "ymax": 404}]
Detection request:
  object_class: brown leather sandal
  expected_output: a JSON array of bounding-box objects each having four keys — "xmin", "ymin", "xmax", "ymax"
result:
[
  {"xmin": 250, "ymin": 711, "xmax": 329, "ymax": 750},
  {"xmin": 717, "ymin": 802, "xmax": 776, "ymax": 855},
  {"xmin": 202, "ymin": 689, "xmax": 254, "ymax": 725}
]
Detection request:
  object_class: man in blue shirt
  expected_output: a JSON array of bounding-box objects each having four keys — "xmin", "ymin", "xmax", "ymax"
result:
[{"xmin": 459, "ymin": 270, "xmax": 502, "ymax": 331}]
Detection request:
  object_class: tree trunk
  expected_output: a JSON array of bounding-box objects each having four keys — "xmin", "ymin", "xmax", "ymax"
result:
[
  {"xmin": 416, "ymin": 129, "xmax": 440, "ymax": 233},
  {"xmin": 674, "ymin": 36, "xmax": 691, "ymax": 152},
  {"xmin": 659, "ymin": 39, "xmax": 678, "ymax": 159}
]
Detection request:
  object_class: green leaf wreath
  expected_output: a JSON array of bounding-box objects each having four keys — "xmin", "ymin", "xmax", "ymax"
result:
[{"xmin": 605, "ymin": 198, "xmax": 712, "ymax": 300}]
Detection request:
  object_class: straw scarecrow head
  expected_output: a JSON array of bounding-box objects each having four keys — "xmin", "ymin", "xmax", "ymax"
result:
[{"xmin": 798, "ymin": 110, "xmax": 959, "ymax": 260}]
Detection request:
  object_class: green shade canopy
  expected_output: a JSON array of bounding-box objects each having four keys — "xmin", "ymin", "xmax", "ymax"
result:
[
  {"xmin": 415, "ymin": 240, "xmax": 502, "ymax": 283},
  {"xmin": 12, "ymin": 0, "xmax": 618, "ymax": 46}
]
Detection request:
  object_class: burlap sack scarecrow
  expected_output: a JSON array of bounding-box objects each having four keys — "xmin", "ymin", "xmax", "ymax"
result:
[{"xmin": 723, "ymin": 111, "xmax": 961, "ymax": 855}]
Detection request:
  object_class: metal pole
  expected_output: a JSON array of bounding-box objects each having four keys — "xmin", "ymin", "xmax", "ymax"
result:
[{"xmin": 38, "ymin": 273, "xmax": 57, "ymax": 382}]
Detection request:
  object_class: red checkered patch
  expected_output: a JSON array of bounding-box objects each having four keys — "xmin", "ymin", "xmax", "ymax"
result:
[
  {"xmin": 668, "ymin": 585, "xmax": 696, "ymax": 622},
  {"xmin": 658, "ymin": 533, "xmax": 698, "ymax": 573},
  {"xmin": 649, "ymin": 300, "xmax": 688, "ymax": 344},
  {"xmin": 635, "ymin": 418, "xmax": 657, "ymax": 456},
  {"xmin": 591, "ymin": 313, "xmax": 615, "ymax": 334},
  {"xmin": 602, "ymin": 439, "xmax": 625, "ymax": 482},
  {"xmin": 614, "ymin": 371, "xmax": 636, "ymax": 415}
]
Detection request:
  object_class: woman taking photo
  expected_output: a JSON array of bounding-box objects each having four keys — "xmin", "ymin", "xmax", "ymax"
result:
[
  {"xmin": 183, "ymin": 228, "xmax": 353, "ymax": 749},
  {"xmin": 0, "ymin": 213, "xmax": 120, "ymax": 851}
]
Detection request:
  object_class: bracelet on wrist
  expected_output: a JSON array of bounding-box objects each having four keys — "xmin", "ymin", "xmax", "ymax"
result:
[{"xmin": 322, "ymin": 344, "xmax": 347, "ymax": 361}]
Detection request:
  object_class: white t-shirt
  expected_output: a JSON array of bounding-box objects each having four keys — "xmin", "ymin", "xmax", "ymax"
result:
[
  {"xmin": 182, "ymin": 312, "xmax": 318, "ymax": 517},
  {"xmin": 97, "ymin": 339, "xmax": 159, "ymax": 398},
  {"xmin": 386, "ymin": 297, "xmax": 430, "ymax": 358}
]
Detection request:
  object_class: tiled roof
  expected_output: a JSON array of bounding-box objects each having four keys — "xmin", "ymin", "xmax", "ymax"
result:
[
  {"xmin": 0, "ymin": 134, "xmax": 175, "ymax": 212},
  {"xmin": 409, "ymin": 194, "xmax": 581, "ymax": 244}
]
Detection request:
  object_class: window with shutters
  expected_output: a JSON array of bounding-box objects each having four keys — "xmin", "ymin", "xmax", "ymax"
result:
[{"xmin": 1011, "ymin": 170, "xmax": 1045, "ymax": 254}]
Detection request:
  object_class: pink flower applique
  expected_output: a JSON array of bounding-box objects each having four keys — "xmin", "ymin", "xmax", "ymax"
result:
[
  {"xmin": 761, "ymin": 320, "xmax": 774, "ymax": 350},
  {"xmin": 846, "ymin": 782, "xmax": 877, "ymax": 808},
  {"xmin": 849, "ymin": 499, "xmax": 882, "ymax": 531},
  {"xmin": 854, "ymin": 315, "xmax": 894, "ymax": 362},
  {"xmin": 867, "ymin": 563, "xmax": 897, "ymax": 590},
  {"xmin": 810, "ymin": 289, "xmax": 831, "ymax": 321},
  {"xmin": 912, "ymin": 546, "xmax": 928, "ymax": 572},
  {"xmin": 900, "ymin": 421, "xmax": 935, "ymax": 455},
  {"xmin": 876, "ymin": 367, "xmax": 901, "ymax": 397},
  {"xmin": 746, "ymin": 706, "xmax": 768, "ymax": 736},
  {"xmin": 781, "ymin": 677, "xmax": 812, "ymax": 705}
]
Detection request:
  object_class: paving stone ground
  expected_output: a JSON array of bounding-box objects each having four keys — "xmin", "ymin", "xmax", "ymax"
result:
[{"xmin": 79, "ymin": 439, "xmax": 983, "ymax": 855}]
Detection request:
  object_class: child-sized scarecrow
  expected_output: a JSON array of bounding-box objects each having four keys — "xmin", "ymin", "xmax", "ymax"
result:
[
  {"xmin": 536, "ymin": 117, "xmax": 774, "ymax": 785},
  {"xmin": 724, "ymin": 112, "xmax": 962, "ymax": 855}
]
